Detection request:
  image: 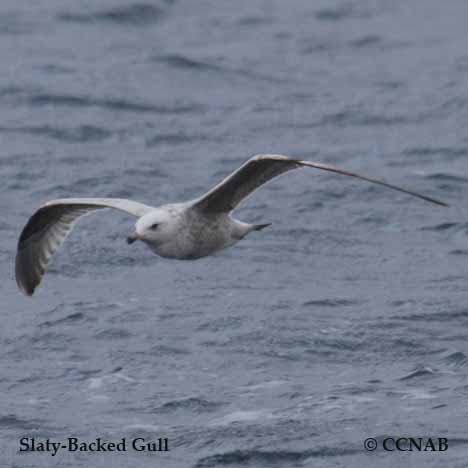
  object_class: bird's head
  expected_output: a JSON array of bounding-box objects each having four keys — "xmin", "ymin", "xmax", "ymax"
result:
[{"xmin": 127, "ymin": 209, "xmax": 173, "ymax": 246}]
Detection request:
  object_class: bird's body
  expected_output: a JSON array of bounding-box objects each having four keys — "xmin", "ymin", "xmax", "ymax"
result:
[
  {"xmin": 135, "ymin": 203, "xmax": 238, "ymax": 259},
  {"xmin": 15, "ymin": 154, "xmax": 447, "ymax": 296},
  {"xmin": 133, "ymin": 202, "xmax": 265, "ymax": 259}
]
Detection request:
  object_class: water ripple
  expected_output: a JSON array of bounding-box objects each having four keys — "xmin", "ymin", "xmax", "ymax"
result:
[
  {"xmin": 155, "ymin": 397, "xmax": 223, "ymax": 414},
  {"xmin": 419, "ymin": 222, "xmax": 459, "ymax": 232},
  {"xmin": 449, "ymin": 249, "xmax": 468, "ymax": 256},
  {"xmin": 153, "ymin": 53, "xmax": 284, "ymax": 83},
  {"xmin": 146, "ymin": 132, "xmax": 206, "ymax": 147},
  {"xmin": 57, "ymin": 3, "xmax": 169, "ymax": 26},
  {"xmin": 440, "ymin": 351, "xmax": 467, "ymax": 367},
  {"xmin": 402, "ymin": 146, "xmax": 468, "ymax": 159},
  {"xmin": 349, "ymin": 35, "xmax": 382, "ymax": 49},
  {"xmin": 0, "ymin": 125, "xmax": 111, "ymax": 143},
  {"xmin": 302, "ymin": 299, "xmax": 359, "ymax": 308},
  {"xmin": 39, "ymin": 312, "xmax": 86, "ymax": 328},
  {"xmin": 0, "ymin": 414, "xmax": 43, "ymax": 430},
  {"xmin": 314, "ymin": 4, "xmax": 359, "ymax": 22},
  {"xmin": 423, "ymin": 172, "xmax": 468, "ymax": 183},
  {"xmin": 392, "ymin": 308, "xmax": 468, "ymax": 323},
  {"xmin": 195, "ymin": 446, "xmax": 358, "ymax": 467},
  {"xmin": 399, "ymin": 366, "xmax": 437, "ymax": 381},
  {"xmin": 318, "ymin": 110, "xmax": 416, "ymax": 127},
  {"xmin": 0, "ymin": 13, "xmax": 34, "ymax": 35},
  {"xmin": 27, "ymin": 93, "xmax": 204, "ymax": 114},
  {"xmin": 156, "ymin": 54, "xmax": 226, "ymax": 73}
]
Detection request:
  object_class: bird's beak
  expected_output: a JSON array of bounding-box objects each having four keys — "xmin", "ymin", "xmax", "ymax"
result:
[{"xmin": 126, "ymin": 232, "xmax": 139, "ymax": 244}]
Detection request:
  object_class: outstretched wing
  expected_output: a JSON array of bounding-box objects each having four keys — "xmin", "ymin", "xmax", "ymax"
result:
[
  {"xmin": 192, "ymin": 154, "xmax": 448, "ymax": 213},
  {"xmin": 193, "ymin": 155, "xmax": 302, "ymax": 212},
  {"xmin": 16, "ymin": 198, "xmax": 153, "ymax": 296}
]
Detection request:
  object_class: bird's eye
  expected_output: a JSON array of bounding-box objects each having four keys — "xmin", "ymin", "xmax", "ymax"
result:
[{"xmin": 150, "ymin": 223, "xmax": 159, "ymax": 230}]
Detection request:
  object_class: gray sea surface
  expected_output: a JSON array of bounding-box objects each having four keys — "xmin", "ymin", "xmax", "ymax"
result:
[{"xmin": 1, "ymin": 0, "xmax": 468, "ymax": 467}]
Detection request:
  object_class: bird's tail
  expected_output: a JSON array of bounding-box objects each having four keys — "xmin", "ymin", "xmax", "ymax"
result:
[{"xmin": 253, "ymin": 223, "xmax": 271, "ymax": 231}]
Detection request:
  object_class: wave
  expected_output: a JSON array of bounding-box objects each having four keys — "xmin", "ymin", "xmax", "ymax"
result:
[
  {"xmin": 94, "ymin": 328, "xmax": 133, "ymax": 340},
  {"xmin": 196, "ymin": 446, "xmax": 358, "ymax": 467},
  {"xmin": 314, "ymin": 4, "xmax": 358, "ymax": 22},
  {"xmin": 57, "ymin": 3, "xmax": 168, "ymax": 26},
  {"xmin": 34, "ymin": 174, "xmax": 115, "ymax": 197},
  {"xmin": 317, "ymin": 110, "xmax": 416, "ymax": 128},
  {"xmin": 155, "ymin": 397, "xmax": 222, "ymax": 413},
  {"xmin": 0, "ymin": 85, "xmax": 27, "ymax": 98},
  {"xmin": 156, "ymin": 54, "xmax": 226, "ymax": 73},
  {"xmin": 423, "ymin": 172, "xmax": 468, "ymax": 183},
  {"xmin": 0, "ymin": 12, "xmax": 35, "ymax": 36},
  {"xmin": 146, "ymin": 132, "xmax": 206, "ymax": 147},
  {"xmin": 27, "ymin": 92, "xmax": 204, "ymax": 114},
  {"xmin": 0, "ymin": 414, "xmax": 43, "ymax": 430},
  {"xmin": 149, "ymin": 344, "xmax": 191, "ymax": 355},
  {"xmin": 399, "ymin": 366, "xmax": 436, "ymax": 381},
  {"xmin": 39, "ymin": 312, "xmax": 86, "ymax": 328},
  {"xmin": 153, "ymin": 53, "xmax": 283, "ymax": 83},
  {"xmin": 0, "ymin": 124, "xmax": 111, "ymax": 143},
  {"xmin": 302, "ymin": 298, "xmax": 359, "ymax": 308},
  {"xmin": 440, "ymin": 351, "xmax": 467, "ymax": 367},
  {"xmin": 449, "ymin": 249, "xmax": 468, "ymax": 256},
  {"xmin": 419, "ymin": 222, "xmax": 459, "ymax": 232},
  {"xmin": 402, "ymin": 146, "xmax": 468, "ymax": 158},
  {"xmin": 349, "ymin": 35, "xmax": 382, "ymax": 49},
  {"xmin": 419, "ymin": 221, "xmax": 468, "ymax": 234},
  {"xmin": 392, "ymin": 308, "xmax": 468, "ymax": 323}
]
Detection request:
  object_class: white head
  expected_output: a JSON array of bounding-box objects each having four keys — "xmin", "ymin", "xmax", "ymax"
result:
[{"xmin": 127, "ymin": 208, "xmax": 175, "ymax": 246}]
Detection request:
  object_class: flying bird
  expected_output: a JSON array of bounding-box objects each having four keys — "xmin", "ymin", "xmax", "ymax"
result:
[{"xmin": 15, "ymin": 154, "xmax": 447, "ymax": 296}]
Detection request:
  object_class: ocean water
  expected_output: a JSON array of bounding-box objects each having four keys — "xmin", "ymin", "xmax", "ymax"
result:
[{"xmin": 1, "ymin": 0, "xmax": 468, "ymax": 466}]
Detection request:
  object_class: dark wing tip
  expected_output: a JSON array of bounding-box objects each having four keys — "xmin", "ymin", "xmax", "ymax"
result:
[
  {"xmin": 296, "ymin": 159, "xmax": 449, "ymax": 208},
  {"xmin": 436, "ymin": 200, "xmax": 449, "ymax": 208},
  {"xmin": 19, "ymin": 284, "xmax": 35, "ymax": 297},
  {"xmin": 15, "ymin": 249, "xmax": 38, "ymax": 296}
]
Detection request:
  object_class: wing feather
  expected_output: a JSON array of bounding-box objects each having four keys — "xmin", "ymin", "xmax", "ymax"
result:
[
  {"xmin": 192, "ymin": 154, "xmax": 448, "ymax": 213},
  {"xmin": 16, "ymin": 198, "xmax": 153, "ymax": 296},
  {"xmin": 193, "ymin": 155, "xmax": 301, "ymax": 212}
]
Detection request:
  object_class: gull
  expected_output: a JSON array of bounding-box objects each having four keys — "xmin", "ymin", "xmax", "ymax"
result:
[{"xmin": 15, "ymin": 154, "xmax": 447, "ymax": 296}]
